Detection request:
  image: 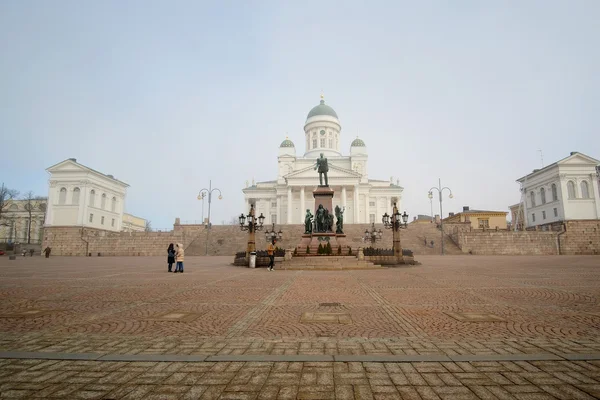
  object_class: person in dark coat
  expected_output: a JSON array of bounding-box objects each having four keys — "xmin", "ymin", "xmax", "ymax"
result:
[{"xmin": 167, "ymin": 243, "xmax": 175, "ymax": 272}]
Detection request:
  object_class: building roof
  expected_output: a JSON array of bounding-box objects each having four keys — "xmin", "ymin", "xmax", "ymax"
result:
[
  {"xmin": 46, "ymin": 158, "xmax": 129, "ymax": 187},
  {"xmin": 280, "ymin": 138, "xmax": 295, "ymax": 148},
  {"xmin": 351, "ymin": 137, "xmax": 366, "ymax": 147},
  {"xmin": 459, "ymin": 209, "xmax": 508, "ymax": 214},
  {"xmin": 516, "ymin": 151, "xmax": 600, "ymax": 183},
  {"xmin": 307, "ymin": 99, "xmax": 338, "ymax": 119}
]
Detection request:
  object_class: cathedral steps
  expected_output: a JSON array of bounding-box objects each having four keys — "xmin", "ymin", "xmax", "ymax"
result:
[{"xmin": 280, "ymin": 256, "xmax": 382, "ymax": 270}]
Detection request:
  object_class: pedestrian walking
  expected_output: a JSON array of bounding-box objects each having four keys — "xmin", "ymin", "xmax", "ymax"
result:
[
  {"xmin": 167, "ymin": 243, "xmax": 175, "ymax": 272},
  {"xmin": 29, "ymin": 248, "xmax": 34, "ymax": 257},
  {"xmin": 44, "ymin": 247, "xmax": 51, "ymax": 258},
  {"xmin": 174, "ymin": 243, "xmax": 184, "ymax": 273},
  {"xmin": 267, "ymin": 239, "xmax": 276, "ymax": 271}
]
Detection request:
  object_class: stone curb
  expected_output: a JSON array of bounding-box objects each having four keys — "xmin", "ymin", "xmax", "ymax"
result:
[{"xmin": 2, "ymin": 351, "xmax": 600, "ymax": 363}]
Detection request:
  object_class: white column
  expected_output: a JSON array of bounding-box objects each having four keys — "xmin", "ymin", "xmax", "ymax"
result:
[
  {"xmin": 287, "ymin": 187, "xmax": 292, "ymax": 224},
  {"xmin": 364, "ymin": 190, "xmax": 370, "ymax": 223},
  {"xmin": 354, "ymin": 185, "xmax": 359, "ymax": 223},
  {"xmin": 77, "ymin": 185, "xmax": 87, "ymax": 225},
  {"xmin": 276, "ymin": 195, "xmax": 281, "ymax": 225},
  {"xmin": 300, "ymin": 186, "xmax": 305, "ymax": 223},
  {"xmin": 376, "ymin": 196, "xmax": 381, "ymax": 224},
  {"xmin": 342, "ymin": 186, "xmax": 347, "ymax": 210},
  {"xmin": 590, "ymin": 174, "xmax": 600, "ymax": 218}
]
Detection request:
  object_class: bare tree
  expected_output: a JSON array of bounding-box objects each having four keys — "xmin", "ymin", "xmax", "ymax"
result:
[
  {"xmin": 145, "ymin": 220, "xmax": 152, "ymax": 232},
  {"xmin": 23, "ymin": 191, "xmax": 46, "ymax": 244},
  {"xmin": 228, "ymin": 215, "xmax": 240, "ymax": 225},
  {"xmin": 0, "ymin": 183, "xmax": 19, "ymax": 227}
]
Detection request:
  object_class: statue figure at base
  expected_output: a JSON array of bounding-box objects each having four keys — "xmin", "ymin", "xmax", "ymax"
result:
[
  {"xmin": 304, "ymin": 209, "xmax": 313, "ymax": 234},
  {"xmin": 335, "ymin": 205, "xmax": 344, "ymax": 234},
  {"xmin": 315, "ymin": 204, "xmax": 326, "ymax": 232},
  {"xmin": 314, "ymin": 153, "xmax": 329, "ymax": 186}
]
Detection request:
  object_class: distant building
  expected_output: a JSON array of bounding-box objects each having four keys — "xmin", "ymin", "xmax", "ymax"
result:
[
  {"xmin": 122, "ymin": 213, "xmax": 147, "ymax": 232},
  {"xmin": 444, "ymin": 206, "xmax": 508, "ymax": 230},
  {"xmin": 514, "ymin": 152, "xmax": 600, "ymax": 228},
  {"xmin": 0, "ymin": 198, "xmax": 47, "ymax": 244},
  {"xmin": 45, "ymin": 158, "xmax": 145, "ymax": 232},
  {"xmin": 410, "ymin": 214, "xmax": 434, "ymax": 224},
  {"xmin": 509, "ymin": 203, "xmax": 525, "ymax": 230}
]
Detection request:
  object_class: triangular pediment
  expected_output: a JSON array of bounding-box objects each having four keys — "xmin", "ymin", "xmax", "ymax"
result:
[
  {"xmin": 558, "ymin": 152, "xmax": 600, "ymax": 165},
  {"xmin": 46, "ymin": 159, "xmax": 88, "ymax": 173},
  {"xmin": 284, "ymin": 163, "xmax": 362, "ymax": 180}
]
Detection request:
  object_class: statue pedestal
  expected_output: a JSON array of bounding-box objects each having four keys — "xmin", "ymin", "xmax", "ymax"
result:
[{"xmin": 313, "ymin": 186, "xmax": 334, "ymax": 215}]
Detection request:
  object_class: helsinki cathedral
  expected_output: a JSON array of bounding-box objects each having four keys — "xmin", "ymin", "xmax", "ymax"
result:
[{"xmin": 242, "ymin": 96, "xmax": 403, "ymax": 225}]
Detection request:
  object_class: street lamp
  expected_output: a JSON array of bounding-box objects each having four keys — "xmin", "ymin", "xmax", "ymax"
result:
[
  {"xmin": 428, "ymin": 178, "xmax": 454, "ymax": 255},
  {"xmin": 264, "ymin": 223, "xmax": 283, "ymax": 242},
  {"xmin": 382, "ymin": 202, "xmax": 408, "ymax": 262},
  {"xmin": 363, "ymin": 223, "xmax": 383, "ymax": 244},
  {"xmin": 198, "ymin": 180, "xmax": 223, "ymax": 256},
  {"xmin": 239, "ymin": 204, "xmax": 265, "ymax": 257}
]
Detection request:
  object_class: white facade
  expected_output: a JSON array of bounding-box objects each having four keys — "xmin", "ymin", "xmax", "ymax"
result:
[
  {"xmin": 242, "ymin": 97, "xmax": 403, "ymax": 224},
  {"xmin": 515, "ymin": 152, "xmax": 600, "ymax": 227},
  {"xmin": 45, "ymin": 158, "xmax": 130, "ymax": 232},
  {"xmin": 0, "ymin": 199, "xmax": 47, "ymax": 244}
]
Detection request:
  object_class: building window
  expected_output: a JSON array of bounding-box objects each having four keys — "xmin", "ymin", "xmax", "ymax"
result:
[
  {"xmin": 271, "ymin": 214, "xmax": 277, "ymax": 224},
  {"xmin": 369, "ymin": 201, "xmax": 375, "ymax": 207},
  {"xmin": 320, "ymin": 138, "xmax": 325, "ymax": 147},
  {"xmin": 59, "ymin": 188, "xmax": 67, "ymax": 205},
  {"xmin": 551, "ymin": 184, "xmax": 558, "ymax": 201},
  {"xmin": 111, "ymin": 218, "xmax": 115, "ymax": 227},
  {"xmin": 312, "ymin": 139, "xmax": 317, "ymax": 148},
  {"xmin": 271, "ymin": 202, "xmax": 277, "ymax": 208},
  {"xmin": 567, "ymin": 181, "xmax": 576, "ymax": 199},
  {"xmin": 89, "ymin": 190, "xmax": 96, "ymax": 207},
  {"xmin": 478, "ymin": 219, "xmax": 489, "ymax": 228},
  {"xmin": 581, "ymin": 181, "xmax": 590, "ymax": 198},
  {"xmin": 530, "ymin": 191, "xmax": 536, "ymax": 207},
  {"xmin": 553, "ymin": 208, "xmax": 558, "ymax": 217},
  {"xmin": 369, "ymin": 214, "xmax": 375, "ymax": 223},
  {"xmin": 532, "ymin": 213, "xmax": 536, "ymax": 222},
  {"xmin": 101, "ymin": 194, "xmax": 107, "ymax": 209},
  {"xmin": 111, "ymin": 197, "xmax": 116, "ymax": 212},
  {"xmin": 540, "ymin": 187, "xmax": 546, "ymax": 204},
  {"xmin": 72, "ymin": 187, "xmax": 80, "ymax": 205},
  {"xmin": 101, "ymin": 216, "xmax": 105, "ymax": 225},
  {"xmin": 89, "ymin": 213, "xmax": 94, "ymax": 223},
  {"xmin": 542, "ymin": 211, "xmax": 546, "ymax": 220}
]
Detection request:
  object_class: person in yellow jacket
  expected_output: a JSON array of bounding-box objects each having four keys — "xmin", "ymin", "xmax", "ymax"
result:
[
  {"xmin": 267, "ymin": 239, "xmax": 276, "ymax": 271},
  {"xmin": 175, "ymin": 243, "xmax": 185, "ymax": 273}
]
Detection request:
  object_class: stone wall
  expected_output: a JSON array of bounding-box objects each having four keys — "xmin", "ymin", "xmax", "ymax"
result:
[
  {"xmin": 560, "ymin": 220, "xmax": 600, "ymax": 255},
  {"xmin": 458, "ymin": 231, "xmax": 559, "ymax": 255}
]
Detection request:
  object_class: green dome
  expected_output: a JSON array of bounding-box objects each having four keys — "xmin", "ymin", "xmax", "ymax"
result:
[
  {"xmin": 307, "ymin": 99, "xmax": 338, "ymax": 119},
  {"xmin": 351, "ymin": 138, "xmax": 366, "ymax": 147},
  {"xmin": 280, "ymin": 138, "xmax": 295, "ymax": 148}
]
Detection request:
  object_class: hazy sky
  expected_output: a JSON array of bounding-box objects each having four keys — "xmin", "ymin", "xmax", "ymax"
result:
[{"xmin": 1, "ymin": 1, "xmax": 598, "ymax": 229}]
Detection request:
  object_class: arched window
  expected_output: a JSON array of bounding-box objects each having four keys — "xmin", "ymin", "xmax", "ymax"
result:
[
  {"xmin": 567, "ymin": 181, "xmax": 576, "ymax": 199},
  {"xmin": 530, "ymin": 191, "xmax": 536, "ymax": 207},
  {"xmin": 101, "ymin": 194, "xmax": 107, "ymax": 209},
  {"xmin": 551, "ymin": 184, "xmax": 558, "ymax": 201},
  {"xmin": 581, "ymin": 181, "xmax": 590, "ymax": 198},
  {"xmin": 89, "ymin": 190, "xmax": 96, "ymax": 207},
  {"xmin": 72, "ymin": 188, "xmax": 80, "ymax": 205},
  {"xmin": 540, "ymin": 188, "xmax": 546, "ymax": 204},
  {"xmin": 59, "ymin": 188, "xmax": 67, "ymax": 205},
  {"xmin": 111, "ymin": 197, "xmax": 117, "ymax": 212}
]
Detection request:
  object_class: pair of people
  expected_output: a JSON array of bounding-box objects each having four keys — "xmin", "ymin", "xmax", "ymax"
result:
[{"xmin": 167, "ymin": 243, "xmax": 184, "ymax": 273}]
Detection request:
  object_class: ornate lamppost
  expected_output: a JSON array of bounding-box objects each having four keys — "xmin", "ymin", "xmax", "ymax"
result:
[
  {"xmin": 363, "ymin": 223, "xmax": 383, "ymax": 244},
  {"xmin": 239, "ymin": 204, "xmax": 265, "ymax": 259},
  {"xmin": 197, "ymin": 180, "xmax": 222, "ymax": 256},
  {"xmin": 428, "ymin": 178, "xmax": 453, "ymax": 255},
  {"xmin": 264, "ymin": 223, "xmax": 283, "ymax": 243},
  {"xmin": 382, "ymin": 203, "xmax": 408, "ymax": 262}
]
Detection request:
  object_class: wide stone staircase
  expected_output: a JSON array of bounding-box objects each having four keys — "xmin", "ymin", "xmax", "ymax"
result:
[
  {"xmin": 280, "ymin": 256, "xmax": 383, "ymax": 270},
  {"xmin": 400, "ymin": 222, "xmax": 463, "ymax": 255}
]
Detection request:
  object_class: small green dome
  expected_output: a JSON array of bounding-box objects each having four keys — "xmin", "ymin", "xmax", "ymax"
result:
[
  {"xmin": 351, "ymin": 138, "xmax": 366, "ymax": 147},
  {"xmin": 307, "ymin": 99, "xmax": 338, "ymax": 119},
  {"xmin": 280, "ymin": 138, "xmax": 295, "ymax": 148}
]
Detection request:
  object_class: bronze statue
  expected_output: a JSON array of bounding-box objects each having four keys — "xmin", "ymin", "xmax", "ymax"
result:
[
  {"xmin": 304, "ymin": 209, "xmax": 313, "ymax": 234},
  {"xmin": 335, "ymin": 205, "xmax": 344, "ymax": 234},
  {"xmin": 315, "ymin": 204, "xmax": 326, "ymax": 232},
  {"xmin": 314, "ymin": 153, "xmax": 329, "ymax": 186}
]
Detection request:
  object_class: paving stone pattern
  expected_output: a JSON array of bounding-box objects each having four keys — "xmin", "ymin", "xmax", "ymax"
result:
[{"xmin": 0, "ymin": 255, "xmax": 599, "ymax": 398}]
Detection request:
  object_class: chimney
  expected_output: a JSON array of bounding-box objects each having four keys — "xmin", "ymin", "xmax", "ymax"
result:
[
  {"xmin": 449, "ymin": 212, "xmax": 455, "ymax": 217},
  {"xmin": 463, "ymin": 206, "xmax": 469, "ymax": 212}
]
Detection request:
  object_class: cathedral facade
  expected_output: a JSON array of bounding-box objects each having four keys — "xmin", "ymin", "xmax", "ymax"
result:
[{"xmin": 242, "ymin": 97, "xmax": 403, "ymax": 225}]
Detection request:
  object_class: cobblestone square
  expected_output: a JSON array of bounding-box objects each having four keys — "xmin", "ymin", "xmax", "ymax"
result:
[{"xmin": 0, "ymin": 255, "xmax": 599, "ymax": 398}]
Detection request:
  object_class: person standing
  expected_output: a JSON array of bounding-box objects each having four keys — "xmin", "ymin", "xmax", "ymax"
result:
[
  {"xmin": 267, "ymin": 239, "xmax": 276, "ymax": 271},
  {"xmin": 167, "ymin": 243, "xmax": 175, "ymax": 272},
  {"xmin": 44, "ymin": 247, "xmax": 51, "ymax": 258},
  {"xmin": 175, "ymin": 243, "xmax": 184, "ymax": 273}
]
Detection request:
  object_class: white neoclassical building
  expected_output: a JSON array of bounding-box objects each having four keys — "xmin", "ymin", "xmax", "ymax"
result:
[
  {"xmin": 45, "ymin": 158, "xmax": 144, "ymax": 232},
  {"xmin": 512, "ymin": 151, "xmax": 600, "ymax": 227},
  {"xmin": 242, "ymin": 96, "xmax": 403, "ymax": 225}
]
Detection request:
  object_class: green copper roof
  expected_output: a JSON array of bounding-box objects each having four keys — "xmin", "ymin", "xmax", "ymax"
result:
[
  {"xmin": 351, "ymin": 138, "xmax": 366, "ymax": 147},
  {"xmin": 307, "ymin": 99, "xmax": 338, "ymax": 119},
  {"xmin": 280, "ymin": 138, "xmax": 295, "ymax": 148}
]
